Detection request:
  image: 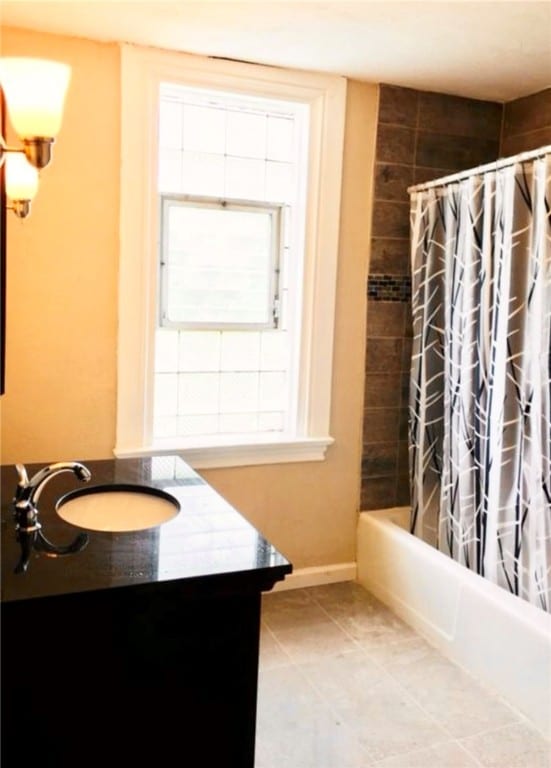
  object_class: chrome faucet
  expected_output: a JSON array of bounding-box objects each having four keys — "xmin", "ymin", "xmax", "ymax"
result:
[
  {"xmin": 15, "ymin": 462, "xmax": 92, "ymax": 516},
  {"xmin": 11, "ymin": 461, "xmax": 92, "ymax": 573}
]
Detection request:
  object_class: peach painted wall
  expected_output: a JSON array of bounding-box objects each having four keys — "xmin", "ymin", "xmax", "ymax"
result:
[
  {"xmin": 0, "ymin": 26, "xmax": 120, "ymax": 462},
  {"xmin": 0, "ymin": 25, "xmax": 377, "ymax": 569}
]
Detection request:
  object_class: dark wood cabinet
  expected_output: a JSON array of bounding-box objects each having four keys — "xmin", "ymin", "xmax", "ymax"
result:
[
  {"xmin": 3, "ymin": 581, "xmax": 266, "ymax": 767},
  {"xmin": 1, "ymin": 456, "xmax": 292, "ymax": 768}
]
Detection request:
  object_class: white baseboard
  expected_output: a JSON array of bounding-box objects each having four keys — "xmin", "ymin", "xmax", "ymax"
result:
[{"xmin": 268, "ymin": 562, "xmax": 357, "ymax": 592}]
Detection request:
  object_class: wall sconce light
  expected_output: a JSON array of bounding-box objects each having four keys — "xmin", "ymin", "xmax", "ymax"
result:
[
  {"xmin": 5, "ymin": 153, "xmax": 39, "ymax": 219},
  {"xmin": 0, "ymin": 57, "xmax": 71, "ymax": 218}
]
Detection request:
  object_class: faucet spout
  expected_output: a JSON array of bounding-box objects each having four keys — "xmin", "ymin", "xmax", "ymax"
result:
[{"xmin": 16, "ymin": 462, "xmax": 92, "ymax": 506}]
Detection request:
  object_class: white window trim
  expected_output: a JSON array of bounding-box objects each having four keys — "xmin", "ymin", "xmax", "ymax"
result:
[{"xmin": 115, "ymin": 44, "xmax": 346, "ymax": 468}]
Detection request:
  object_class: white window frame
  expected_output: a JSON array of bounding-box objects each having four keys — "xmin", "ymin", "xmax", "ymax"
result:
[{"xmin": 115, "ymin": 44, "xmax": 346, "ymax": 468}]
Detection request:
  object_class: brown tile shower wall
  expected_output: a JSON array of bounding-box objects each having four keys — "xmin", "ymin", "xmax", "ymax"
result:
[
  {"xmin": 501, "ymin": 87, "xmax": 551, "ymax": 156},
  {"xmin": 361, "ymin": 85, "xmax": 502, "ymax": 511}
]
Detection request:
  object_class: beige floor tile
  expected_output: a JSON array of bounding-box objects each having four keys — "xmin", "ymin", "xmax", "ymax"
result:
[
  {"xmin": 459, "ymin": 722, "xmax": 551, "ymax": 768},
  {"xmin": 256, "ymin": 664, "xmax": 372, "ymax": 767},
  {"xmin": 262, "ymin": 589, "xmax": 317, "ymax": 609},
  {"xmin": 309, "ymin": 582, "xmax": 416, "ymax": 643},
  {"xmin": 372, "ymin": 739, "xmax": 479, "ymax": 767},
  {"xmin": 271, "ymin": 618, "xmax": 358, "ymax": 663},
  {"xmin": 256, "ymin": 586, "xmax": 547, "ymax": 768},
  {"xmin": 299, "ymin": 651, "xmax": 449, "ymax": 763},
  {"xmin": 349, "ymin": 680, "xmax": 452, "ymax": 764},
  {"xmin": 336, "ymin": 610, "xmax": 418, "ymax": 644},
  {"xmin": 259, "ymin": 624, "xmax": 292, "ymax": 669},
  {"xmin": 357, "ymin": 633, "xmax": 435, "ymax": 668},
  {"xmin": 298, "ymin": 649, "xmax": 389, "ymax": 708},
  {"xmin": 262, "ymin": 590, "xmax": 329, "ymax": 632},
  {"xmin": 385, "ymin": 649, "xmax": 520, "ymax": 738},
  {"xmin": 308, "ymin": 581, "xmax": 384, "ymax": 611}
]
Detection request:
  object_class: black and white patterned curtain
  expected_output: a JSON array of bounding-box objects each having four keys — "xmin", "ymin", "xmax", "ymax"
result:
[{"xmin": 409, "ymin": 151, "xmax": 551, "ymax": 612}]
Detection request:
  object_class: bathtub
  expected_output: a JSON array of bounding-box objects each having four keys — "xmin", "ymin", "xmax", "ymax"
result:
[{"xmin": 357, "ymin": 507, "xmax": 551, "ymax": 739}]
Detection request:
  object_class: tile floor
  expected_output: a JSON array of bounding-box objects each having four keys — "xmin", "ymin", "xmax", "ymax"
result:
[{"xmin": 255, "ymin": 582, "xmax": 550, "ymax": 768}]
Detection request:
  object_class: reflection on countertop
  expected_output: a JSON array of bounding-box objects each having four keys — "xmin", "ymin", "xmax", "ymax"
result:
[{"xmin": 1, "ymin": 454, "xmax": 292, "ymax": 602}]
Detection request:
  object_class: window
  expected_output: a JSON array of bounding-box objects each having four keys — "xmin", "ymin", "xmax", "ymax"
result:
[
  {"xmin": 116, "ymin": 45, "xmax": 346, "ymax": 468},
  {"xmin": 154, "ymin": 84, "xmax": 304, "ymax": 444},
  {"xmin": 160, "ymin": 196, "xmax": 283, "ymax": 330}
]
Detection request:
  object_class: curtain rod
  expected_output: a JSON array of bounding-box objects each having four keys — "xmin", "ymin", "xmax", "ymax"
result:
[{"xmin": 408, "ymin": 144, "xmax": 551, "ymax": 195}]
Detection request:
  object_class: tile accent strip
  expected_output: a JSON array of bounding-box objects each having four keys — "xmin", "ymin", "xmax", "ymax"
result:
[{"xmin": 368, "ymin": 274, "xmax": 411, "ymax": 302}]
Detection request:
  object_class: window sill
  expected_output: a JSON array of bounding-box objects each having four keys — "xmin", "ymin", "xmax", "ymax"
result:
[{"xmin": 113, "ymin": 435, "xmax": 334, "ymax": 469}]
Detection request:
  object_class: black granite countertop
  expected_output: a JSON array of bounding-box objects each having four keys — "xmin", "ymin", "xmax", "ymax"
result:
[{"xmin": 1, "ymin": 455, "xmax": 292, "ymax": 603}]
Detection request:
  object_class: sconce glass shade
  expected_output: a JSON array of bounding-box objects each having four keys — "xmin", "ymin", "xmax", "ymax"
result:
[
  {"xmin": 5, "ymin": 152, "xmax": 39, "ymax": 201},
  {"xmin": 0, "ymin": 58, "xmax": 71, "ymax": 139}
]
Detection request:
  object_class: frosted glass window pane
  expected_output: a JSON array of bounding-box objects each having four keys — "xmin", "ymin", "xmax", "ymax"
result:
[
  {"xmin": 154, "ymin": 373, "xmax": 178, "ymax": 416},
  {"xmin": 178, "ymin": 372, "xmax": 219, "ymax": 414},
  {"xmin": 183, "ymin": 104, "xmax": 226, "ymax": 154},
  {"xmin": 267, "ymin": 116, "xmax": 294, "ymax": 161},
  {"xmin": 266, "ymin": 161, "xmax": 293, "ymax": 203},
  {"xmin": 159, "ymin": 149, "xmax": 183, "ymax": 192},
  {"xmin": 159, "ymin": 101, "xmax": 183, "ymax": 149},
  {"xmin": 219, "ymin": 413, "xmax": 259, "ymax": 433},
  {"xmin": 258, "ymin": 412, "xmax": 284, "ymax": 431},
  {"xmin": 154, "ymin": 415, "xmax": 178, "ymax": 438},
  {"xmin": 225, "ymin": 156, "xmax": 265, "ymax": 199},
  {"xmin": 163, "ymin": 202, "xmax": 276, "ymax": 326},
  {"xmin": 220, "ymin": 372, "xmax": 259, "ymax": 413},
  {"xmin": 177, "ymin": 414, "xmax": 219, "ymax": 436},
  {"xmin": 155, "ymin": 329, "xmax": 179, "ymax": 372},
  {"xmin": 179, "ymin": 331, "xmax": 221, "ymax": 372},
  {"xmin": 260, "ymin": 331, "xmax": 288, "ymax": 370},
  {"xmin": 259, "ymin": 371, "xmax": 286, "ymax": 410},
  {"xmin": 220, "ymin": 331, "xmax": 260, "ymax": 371},
  {"xmin": 181, "ymin": 152, "xmax": 225, "ymax": 197},
  {"xmin": 226, "ymin": 111, "xmax": 266, "ymax": 158}
]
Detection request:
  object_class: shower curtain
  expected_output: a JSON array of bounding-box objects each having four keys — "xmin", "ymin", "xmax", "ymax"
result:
[{"xmin": 409, "ymin": 150, "xmax": 551, "ymax": 612}]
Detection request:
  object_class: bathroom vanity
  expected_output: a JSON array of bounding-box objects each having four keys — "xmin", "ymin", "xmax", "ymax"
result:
[{"xmin": 1, "ymin": 455, "xmax": 292, "ymax": 768}]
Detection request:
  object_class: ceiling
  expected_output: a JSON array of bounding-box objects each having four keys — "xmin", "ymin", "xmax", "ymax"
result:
[{"xmin": 1, "ymin": 1, "xmax": 550, "ymax": 101}]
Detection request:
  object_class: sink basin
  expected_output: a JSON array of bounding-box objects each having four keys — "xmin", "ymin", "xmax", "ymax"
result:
[{"xmin": 56, "ymin": 484, "xmax": 180, "ymax": 532}]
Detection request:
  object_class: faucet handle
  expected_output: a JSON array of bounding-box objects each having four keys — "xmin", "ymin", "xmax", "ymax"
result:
[
  {"xmin": 14, "ymin": 464, "xmax": 31, "ymax": 505},
  {"xmin": 15, "ymin": 463, "xmax": 29, "ymax": 489}
]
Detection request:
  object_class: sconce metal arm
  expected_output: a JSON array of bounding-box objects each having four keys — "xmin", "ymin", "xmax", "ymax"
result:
[
  {"xmin": 0, "ymin": 135, "xmax": 53, "ymax": 170},
  {"xmin": 0, "ymin": 135, "xmax": 25, "ymax": 167}
]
